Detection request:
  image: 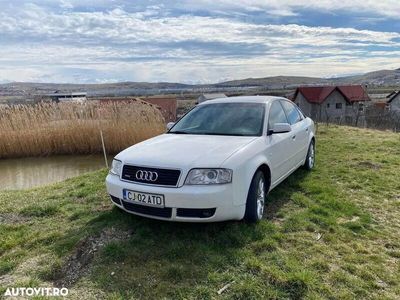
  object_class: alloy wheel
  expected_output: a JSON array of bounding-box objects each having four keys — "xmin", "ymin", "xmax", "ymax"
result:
[
  {"xmin": 309, "ymin": 142, "xmax": 315, "ymax": 169},
  {"xmin": 256, "ymin": 177, "xmax": 265, "ymax": 220}
]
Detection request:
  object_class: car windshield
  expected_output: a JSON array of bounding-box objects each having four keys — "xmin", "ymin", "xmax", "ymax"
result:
[{"xmin": 169, "ymin": 102, "xmax": 265, "ymax": 136}]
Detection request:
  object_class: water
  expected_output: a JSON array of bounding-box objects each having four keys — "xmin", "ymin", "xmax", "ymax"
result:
[{"xmin": 0, "ymin": 155, "xmax": 112, "ymax": 190}]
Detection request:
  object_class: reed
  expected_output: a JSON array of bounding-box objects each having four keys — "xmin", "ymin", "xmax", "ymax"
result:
[{"xmin": 0, "ymin": 101, "xmax": 165, "ymax": 158}]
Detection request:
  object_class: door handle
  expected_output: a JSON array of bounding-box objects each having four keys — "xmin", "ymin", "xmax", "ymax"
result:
[
  {"xmin": 306, "ymin": 128, "xmax": 309, "ymax": 132},
  {"xmin": 292, "ymin": 135, "xmax": 296, "ymax": 140}
]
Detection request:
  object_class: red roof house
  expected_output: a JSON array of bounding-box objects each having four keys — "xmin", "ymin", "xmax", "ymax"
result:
[
  {"xmin": 293, "ymin": 85, "xmax": 370, "ymax": 104},
  {"xmin": 293, "ymin": 85, "xmax": 370, "ymax": 123}
]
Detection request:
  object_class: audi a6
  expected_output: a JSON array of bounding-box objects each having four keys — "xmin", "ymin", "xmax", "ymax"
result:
[{"xmin": 106, "ymin": 96, "xmax": 315, "ymax": 222}]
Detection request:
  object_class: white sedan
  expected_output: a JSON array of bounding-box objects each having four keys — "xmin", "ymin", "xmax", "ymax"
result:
[{"xmin": 106, "ymin": 96, "xmax": 315, "ymax": 223}]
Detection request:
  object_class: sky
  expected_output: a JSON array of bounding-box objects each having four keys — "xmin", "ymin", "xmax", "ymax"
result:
[{"xmin": 0, "ymin": 0, "xmax": 399, "ymax": 84}]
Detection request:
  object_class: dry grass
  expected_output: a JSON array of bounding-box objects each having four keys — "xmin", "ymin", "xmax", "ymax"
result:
[{"xmin": 0, "ymin": 101, "xmax": 165, "ymax": 158}]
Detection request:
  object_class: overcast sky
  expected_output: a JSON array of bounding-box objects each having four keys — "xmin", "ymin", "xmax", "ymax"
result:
[{"xmin": 0, "ymin": 0, "xmax": 399, "ymax": 83}]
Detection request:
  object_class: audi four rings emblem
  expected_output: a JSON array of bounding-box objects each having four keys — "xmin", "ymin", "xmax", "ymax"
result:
[{"xmin": 135, "ymin": 170, "xmax": 158, "ymax": 182}]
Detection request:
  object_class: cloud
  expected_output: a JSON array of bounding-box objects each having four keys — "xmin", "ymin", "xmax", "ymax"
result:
[
  {"xmin": 7, "ymin": 0, "xmax": 398, "ymax": 18},
  {"xmin": 0, "ymin": 1, "xmax": 399, "ymax": 83},
  {"xmin": 178, "ymin": 0, "xmax": 400, "ymax": 18},
  {"xmin": 59, "ymin": 0, "xmax": 73, "ymax": 10},
  {"xmin": 1, "ymin": 5, "xmax": 398, "ymax": 46}
]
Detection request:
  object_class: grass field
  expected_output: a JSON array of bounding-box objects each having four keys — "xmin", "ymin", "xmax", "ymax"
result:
[{"xmin": 0, "ymin": 126, "xmax": 399, "ymax": 299}]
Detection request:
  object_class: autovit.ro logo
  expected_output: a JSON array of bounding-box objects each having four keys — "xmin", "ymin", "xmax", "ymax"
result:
[{"xmin": 3, "ymin": 287, "xmax": 68, "ymax": 297}]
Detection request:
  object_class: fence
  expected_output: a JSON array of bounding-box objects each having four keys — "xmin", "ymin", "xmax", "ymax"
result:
[{"xmin": 313, "ymin": 108, "xmax": 400, "ymax": 132}]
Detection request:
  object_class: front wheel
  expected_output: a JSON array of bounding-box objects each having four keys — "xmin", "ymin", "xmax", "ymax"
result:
[
  {"xmin": 244, "ymin": 171, "xmax": 266, "ymax": 223},
  {"xmin": 303, "ymin": 140, "xmax": 315, "ymax": 170}
]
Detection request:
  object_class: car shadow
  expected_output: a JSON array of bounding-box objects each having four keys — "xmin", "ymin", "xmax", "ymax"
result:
[{"xmin": 264, "ymin": 168, "xmax": 310, "ymax": 221}]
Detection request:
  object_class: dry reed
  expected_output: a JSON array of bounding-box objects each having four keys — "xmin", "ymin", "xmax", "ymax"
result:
[{"xmin": 0, "ymin": 101, "xmax": 165, "ymax": 158}]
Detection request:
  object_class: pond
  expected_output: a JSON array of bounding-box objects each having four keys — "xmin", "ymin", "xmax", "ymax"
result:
[{"xmin": 0, "ymin": 155, "xmax": 112, "ymax": 190}]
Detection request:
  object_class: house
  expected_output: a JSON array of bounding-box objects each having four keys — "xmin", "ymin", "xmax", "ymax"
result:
[
  {"xmin": 387, "ymin": 91, "xmax": 400, "ymax": 112},
  {"xmin": 141, "ymin": 95, "xmax": 177, "ymax": 122},
  {"xmin": 293, "ymin": 85, "xmax": 370, "ymax": 124},
  {"xmin": 46, "ymin": 92, "xmax": 87, "ymax": 103},
  {"xmin": 197, "ymin": 93, "xmax": 227, "ymax": 104}
]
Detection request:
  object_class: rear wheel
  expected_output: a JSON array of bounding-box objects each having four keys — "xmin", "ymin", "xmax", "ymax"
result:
[
  {"xmin": 303, "ymin": 140, "xmax": 315, "ymax": 170},
  {"xmin": 244, "ymin": 171, "xmax": 266, "ymax": 223}
]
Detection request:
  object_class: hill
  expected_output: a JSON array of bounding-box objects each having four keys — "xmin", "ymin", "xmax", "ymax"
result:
[
  {"xmin": 0, "ymin": 81, "xmax": 194, "ymax": 98},
  {"xmin": 218, "ymin": 68, "xmax": 400, "ymax": 88},
  {"xmin": 333, "ymin": 68, "xmax": 400, "ymax": 85},
  {"xmin": 0, "ymin": 68, "xmax": 399, "ymax": 100},
  {"xmin": 0, "ymin": 126, "xmax": 399, "ymax": 299},
  {"xmin": 215, "ymin": 75, "xmax": 330, "ymax": 88}
]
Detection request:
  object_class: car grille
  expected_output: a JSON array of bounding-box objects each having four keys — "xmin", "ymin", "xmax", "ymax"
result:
[
  {"xmin": 121, "ymin": 165, "xmax": 181, "ymax": 186},
  {"xmin": 121, "ymin": 200, "xmax": 172, "ymax": 218}
]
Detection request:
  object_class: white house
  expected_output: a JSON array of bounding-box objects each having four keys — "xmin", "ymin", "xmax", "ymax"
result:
[{"xmin": 46, "ymin": 92, "xmax": 87, "ymax": 103}]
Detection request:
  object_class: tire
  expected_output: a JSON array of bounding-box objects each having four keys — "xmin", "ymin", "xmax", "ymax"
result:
[
  {"xmin": 303, "ymin": 140, "xmax": 315, "ymax": 170},
  {"xmin": 244, "ymin": 171, "xmax": 266, "ymax": 223}
]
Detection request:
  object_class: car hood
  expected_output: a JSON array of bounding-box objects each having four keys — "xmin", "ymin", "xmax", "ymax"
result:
[{"xmin": 116, "ymin": 133, "xmax": 258, "ymax": 169}]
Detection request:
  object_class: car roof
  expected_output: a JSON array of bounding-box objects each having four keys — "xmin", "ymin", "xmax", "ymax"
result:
[{"xmin": 198, "ymin": 96, "xmax": 288, "ymax": 105}]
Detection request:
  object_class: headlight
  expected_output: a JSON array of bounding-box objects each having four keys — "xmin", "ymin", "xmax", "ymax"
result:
[
  {"xmin": 185, "ymin": 168, "xmax": 232, "ymax": 185},
  {"xmin": 110, "ymin": 159, "xmax": 122, "ymax": 176}
]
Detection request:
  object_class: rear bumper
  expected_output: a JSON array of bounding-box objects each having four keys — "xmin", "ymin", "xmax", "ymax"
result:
[{"xmin": 106, "ymin": 174, "xmax": 245, "ymax": 222}]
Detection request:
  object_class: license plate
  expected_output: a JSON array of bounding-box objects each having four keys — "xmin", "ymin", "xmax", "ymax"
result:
[{"xmin": 123, "ymin": 189, "xmax": 165, "ymax": 208}]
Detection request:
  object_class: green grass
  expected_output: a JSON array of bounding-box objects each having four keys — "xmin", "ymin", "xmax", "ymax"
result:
[{"xmin": 0, "ymin": 125, "xmax": 399, "ymax": 299}]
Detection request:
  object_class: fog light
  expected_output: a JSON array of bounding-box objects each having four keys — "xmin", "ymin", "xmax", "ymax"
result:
[{"xmin": 202, "ymin": 210, "xmax": 214, "ymax": 218}]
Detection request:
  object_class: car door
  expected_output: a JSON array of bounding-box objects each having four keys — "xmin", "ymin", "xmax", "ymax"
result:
[
  {"xmin": 280, "ymin": 100, "xmax": 308, "ymax": 168},
  {"xmin": 266, "ymin": 100, "xmax": 295, "ymax": 186}
]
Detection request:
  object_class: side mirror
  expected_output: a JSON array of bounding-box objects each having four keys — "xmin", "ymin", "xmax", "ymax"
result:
[
  {"xmin": 166, "ymin": 122, "xmax": 175, "ymax": 130},
  {"xmin": 269, "ymin": 123, "xmax": 291, "ymax": 135}
]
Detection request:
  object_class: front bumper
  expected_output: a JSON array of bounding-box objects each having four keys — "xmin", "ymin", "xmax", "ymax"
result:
[{"xmin": 106, "ymin": 174, "xmax": 245, "ymax": 222}]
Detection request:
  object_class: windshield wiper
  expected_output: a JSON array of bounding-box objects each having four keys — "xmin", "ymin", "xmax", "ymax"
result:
[
  {"xmin": 169, "ymin": 131, "xmax": 249, "ymax": 136},
  {"xmin": 195, "ymin": 132, "xmax": 248, "ymax": 136},
  {"xmin": 168, "ymin": 131, "xmax": 189, "ymax": 134}
]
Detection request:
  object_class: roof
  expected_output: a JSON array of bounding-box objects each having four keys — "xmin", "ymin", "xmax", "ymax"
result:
[
  {"xmin": 46, "ymin": 92, "xmax": 87, "ymax": 97},
  {"xmin": 388, "ymin": 91, "xmax": 400, "ymax": 103},
  {"xmin": 386, "ymin": 91, "xmax": 398, "ymax": 98},
  {"xmin": 199, "ymin": 93, "xmax": 227, "ymax": 100},
  {"xmin": 199, "ymin": 96, "xmax": 283, "ymax": 105},
  {"xmin": 294, "ymin": 85, "xmax": 370, "ymax": 104},
  {"xmin": 144, "ymin": 95, "xmax": 177, "ymax": 100}
]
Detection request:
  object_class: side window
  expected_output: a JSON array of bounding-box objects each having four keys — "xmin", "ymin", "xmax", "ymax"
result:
[
  {"xmin": 281, "ymin": 100, "xmax": 301, "ymax": 125},
  {"xmin": 296, "ymin": 105, "xmax": 306, "ymax": 119},
  {"xmin": 268, "ymin": 101, "xmax": 288, "ymax": 129}
]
